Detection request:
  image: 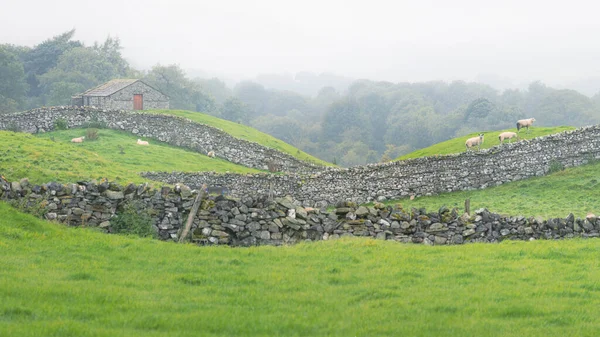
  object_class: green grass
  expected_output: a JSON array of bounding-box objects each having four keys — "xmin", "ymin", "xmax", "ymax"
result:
[
  {"xmin": 385, "ymin": 125, "xmax": 599, "ymax": 218},
  {"xmin": 397, "ymin": 126, "xmax": 576, "ymax": 160},
  {"xmin": 2, "ymin": 201, "xmax": 600, "ymax": 336},
  {"xmin": 384, "ymin": 156, "xmax": 600, "ymax": 219},
  {"xmin": 0, "ymin": 130, "xmax": 260, "ymax": 185},
  {"xmin": 150, "ymin": 109, "xmax": 334, "ymax": 167}
]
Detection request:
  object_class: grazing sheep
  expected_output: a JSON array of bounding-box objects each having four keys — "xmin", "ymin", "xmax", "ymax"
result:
[
  {"xmin": 498, "ymin": 131, "xmax": 519, "ymax": 144},
  {"xmin": 516, "ymin": 118, "xmax": 536, "ymax": 133},
  {"xmin": 207, "ymin": 150, "xmax": 215, "ymax": 158},
  {"xmin": 71, "ymin": 136, "xmax": 85, "ymax": 143},
  {"xmin": 465, "ymin": 134, "xmax": 484, "ymax": 151},
  {"xmin": 137, "ymin": 139, "xmax": 149, "ymax": 146}
]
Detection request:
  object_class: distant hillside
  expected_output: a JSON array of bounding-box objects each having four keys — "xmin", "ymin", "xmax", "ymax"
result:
[
  {"xmin": 150, "ymin": 109, "xmax": 334, "ymax": 167},
  {"xmin": 0, "ymin": 130, "xmax": 260, "ymax": 185},
  {"xmin": 397, "ymin": 126, "xmax": 576, "ymax": 160}
]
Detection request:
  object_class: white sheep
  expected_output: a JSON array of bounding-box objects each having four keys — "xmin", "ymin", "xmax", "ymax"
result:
[
  {"xmin": 137, "ymin": 139, "xmax": 149, "ymax": 146},
  {"xmin": 465, "ymin": 133, "xmax": 484, "ymax": 151},
  {"xmin": 498, "ymin": 131, "xmax": 519, "ymax": 144},
  {"xmin": 71, "ymin": 136, "xmax": 85, "ymax": 143},
  {"xmin": 207, "ymin": 150, "xmax": 215, "ymax": 158},
  {"xmin": 517, "ymin": 118, "xmax": 536, "ymax": 133}
]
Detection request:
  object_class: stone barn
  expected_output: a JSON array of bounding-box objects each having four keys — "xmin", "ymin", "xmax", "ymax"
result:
[{"xmin": 72, "ymin": 79, "xmax": 169, "ymax": 110}]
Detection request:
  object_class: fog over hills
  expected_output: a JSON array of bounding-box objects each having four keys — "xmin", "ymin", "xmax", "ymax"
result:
[
  {"xmin": 3, "ymin": 0, "xmax": 600, "ymax": 167},
  {"xmin": 2, "ymin": 0, "xmax": 600, "ymax": 95}
]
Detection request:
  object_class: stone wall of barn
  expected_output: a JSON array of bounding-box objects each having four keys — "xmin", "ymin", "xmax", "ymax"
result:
[
  {"xmin": 105, "ymin": 81, "xmax": 169, "ymax": 110},
  {"xmin": 1, "ymin": 177, "xmax": 598, "ymax": 247}
]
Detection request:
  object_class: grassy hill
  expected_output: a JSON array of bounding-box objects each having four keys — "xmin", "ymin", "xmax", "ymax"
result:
[
  {"xmin": 397, "ymin": 126, "xmax": 576, "ymax": 160},
  {"xmin": 383, "ymin": 125, "xmax": 599, "ymax": 218},
  {"xmin": 2, "ymin": 201, "xmax": 600, "ymax": 337},
  {"xmin": 0, "ymin": 130, "xmax": 260, "ymax": 185},
  {"xmin": 381, "ymin": 160, "xmax": 600, "ymax": 218},
  {"xmin": 150, "ymin": 109, "xmax": 334, "ymax": 167}
]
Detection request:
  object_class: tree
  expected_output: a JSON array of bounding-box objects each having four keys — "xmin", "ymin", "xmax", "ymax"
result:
[
  {"xmin": 194, "ymin": 77, "xmax": 232, "ymax": 104},
  {"xmin": 464, "ymin": 98, "xmax": 495, "ymax": 120},
  {"xmin": 251, "ymin": 114, "xmax": 306, "ymax": 145},
  {"xmin": 321, "ymin": 98, "xmax": 364, "ymax": 142},
  {"xmin": 22, "ymin": 29, "xmax": 82, "ymax": 97},
  {"xmin": 221, "ymin": 97, "xmax": 248, "ymax": 123},
  {"xmin": 93, "ymin": 36, "xmax": 130, "ymax": 77},
  {"xmin": 38, "ymin": 38, "xmax": 132, "ymax": 106},
  {"xmin": 145, "ymin": 64, "xmax": 215, "ymax": 112},
  {"xmin": 0, "ymin": 45, "xmax": 28, "ymax": 112},
  {"xmin": 233, "ymin": 81, "xmax": 268, "ymax": 118}
]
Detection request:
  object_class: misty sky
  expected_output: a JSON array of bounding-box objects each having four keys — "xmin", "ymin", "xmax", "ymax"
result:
[{"xmin": 2, "ymin": 0, "xmax": 600, "ymax": 89}]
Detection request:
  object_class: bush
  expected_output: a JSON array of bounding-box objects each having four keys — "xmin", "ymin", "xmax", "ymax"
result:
[
  {"xmin": 86, "ymin": 128, "xmax": 99, "ymax": 141},
  {"xmin": 111, "ymin": 202, "xmax": 156, "ymax": 238},
  {"xmin": 548, "ymin": 160, "xmax": 565, "ymax": 174},
  {"xmin": 82, "ymin": 111, "xmax": 108, "ymax": 129},
  {"xmin": 53, "ymin": 118, "xmax": 68, "ymax": 130}
]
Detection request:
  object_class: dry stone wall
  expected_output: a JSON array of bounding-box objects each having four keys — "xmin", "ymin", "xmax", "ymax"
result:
[
  {"xmin": 2, "ymin": 177, "xmax": 599, "ymax": 246},
  {"xmin": 104, "ymin": 81, "xmax": 169, "ymax": 110},
  {"xmin": 142, "ymin": 125, "xmax": 600, "ymax": 207},
  {"xmin": 0, "ymin": 106, "xmax": 325, "ymax": 174}
]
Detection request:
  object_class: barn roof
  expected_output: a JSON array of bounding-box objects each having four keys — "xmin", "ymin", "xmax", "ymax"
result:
[{"xmin": 82, "ymin": 79, "xmax": 140, "ymax": 97}]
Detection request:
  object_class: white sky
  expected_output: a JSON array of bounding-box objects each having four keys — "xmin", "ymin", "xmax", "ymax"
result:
[{"xmin": 2, "ymin": 0, "xmax": 600, "ymax": 88}]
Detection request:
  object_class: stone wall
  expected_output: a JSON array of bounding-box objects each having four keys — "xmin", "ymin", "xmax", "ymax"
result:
[
  {"xmin": 2, "ymin": 177, "xmax": 598, "ymax": 246},
  {"xmin": 142, "ymin": 125, "xmax": 600, "ymax": 207},
  {"xmin": 104, "ymin": 81, "xmax": 169, "ymax": 110},
  {"xmin": 0, "ymin": 106, "xmax": 326, "ymax": 174}
]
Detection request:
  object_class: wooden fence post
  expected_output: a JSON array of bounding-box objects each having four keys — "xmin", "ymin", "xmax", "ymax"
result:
[
  {"xmin": 179, "ymin": 184, "xmax": 207, "ymax": 243},
  {"xmin": 465, "ymin": 198, "xmax": 471, "ymax": 215}
]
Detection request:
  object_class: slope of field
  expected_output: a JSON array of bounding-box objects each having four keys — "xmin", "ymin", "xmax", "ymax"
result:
[
  {"xmin": 0, "ymin": 130, "xmax": 260, "ymax": 185},
  {"xmin": 383, "ymin": 125, "xmax": 600, "ymax": 218},
  {"xmin": 397, "ymin": 126, "xmax": 575, "ymax": 160},
  {"xmin": 2, "ymin": 201, "xmax": 600, "ymax": 336},
  {"xmin": 381, "ymin": 160, "xmax": 600, "ymax": 218},
  {"xmin": 150, "ymin": 109, "xmax": 334, "ymax": 167}
]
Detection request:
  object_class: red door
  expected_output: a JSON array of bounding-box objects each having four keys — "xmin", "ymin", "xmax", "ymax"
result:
[{"xmin": 133, "ymin": 94, "xmax": 143, "ymax": 110}]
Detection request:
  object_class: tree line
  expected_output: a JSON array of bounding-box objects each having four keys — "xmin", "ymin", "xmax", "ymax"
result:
[{"xmin": 2, "ymin": 30, "xmax": 600, "ymax": 166}]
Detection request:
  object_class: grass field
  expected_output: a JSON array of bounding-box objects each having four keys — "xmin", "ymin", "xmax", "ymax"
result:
[
  {"xmin": 381, "ymin": 159, "xmax": 600, "ymax": 218},
  {"xmin": 397, "ymin": 126, "xmax": 576, "ymax": 160},
  {"xmin": 150, "ymin": 109, "xmax": 334, "ymax": 167},
  {"xmin": 385, "ymin": 125, "xmax": 600, "ymax": 218},
  {"xmin": 2, "ymin": 201, "xmax": 600, "ymax": 337},
  {"xmin": 0, "ymin": 129, "xmax": 260, "ymax": 185}
]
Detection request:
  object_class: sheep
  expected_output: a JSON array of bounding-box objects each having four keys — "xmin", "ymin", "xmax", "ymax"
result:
[
  {"xmin": 71, "ymin": 136, "xmax": 85, "ymax": 143},
  {"xmin": 137, "ymin": 139, "xmax": 149, "ymax": 146},
  {"xmin": 465, "ymin": 133, "xmax": 484, "ymax": 151},
  {"xmin": 207, "ymin": 150, "xmax": 215, "ymax": 158},
  {"xmin": 498, "ymin": 131, "xmax": 519, "ymax": 144},
  {"xmin": 516, "ymin": 118, "xmax": 536, "ymax": 133}
]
